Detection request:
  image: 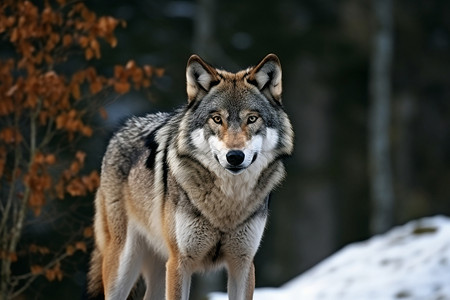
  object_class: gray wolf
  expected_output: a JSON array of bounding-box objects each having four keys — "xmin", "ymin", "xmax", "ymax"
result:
[{"xmin": 88, "ymin": 54, "xmax": 294, "ymax": 300}]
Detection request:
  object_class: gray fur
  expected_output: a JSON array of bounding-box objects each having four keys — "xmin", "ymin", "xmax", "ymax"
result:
[{"xmin": 89, "ymin": 54, "xmax": 294, "ymax": 300}]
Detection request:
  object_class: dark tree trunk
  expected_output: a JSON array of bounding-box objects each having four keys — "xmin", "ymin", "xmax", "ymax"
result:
[{"xmin": 369, "ymin": 0, "xmax": 395, "ymax": 234}]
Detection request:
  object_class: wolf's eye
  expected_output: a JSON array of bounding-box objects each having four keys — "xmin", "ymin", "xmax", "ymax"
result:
[
  {"xmin": 212, "ymin": 116, "xmax": 222, "ymax": 124},
  {"xmin": 247, "ymin": 116, "xmax": 258, "ymax": 124}
]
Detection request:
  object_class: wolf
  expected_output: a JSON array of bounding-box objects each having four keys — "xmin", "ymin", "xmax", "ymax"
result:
[{"xmin": 88, "ymin": 53, "xmax": 294, "ymax": 300}]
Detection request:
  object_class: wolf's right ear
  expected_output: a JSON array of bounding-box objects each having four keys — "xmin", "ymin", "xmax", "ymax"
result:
[{"xmin": 186, "ymin": 55, "xmax": 220, "ymax": 103}]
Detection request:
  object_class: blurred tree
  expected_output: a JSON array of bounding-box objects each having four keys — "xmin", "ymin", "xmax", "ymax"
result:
[
  {"xmin": 368, "ymin": 0, "xmax": 395, "ymax": 234},
  {"xmin": 0, "ymin": 1, "xmax": 159, "ymax": 298},
  {"xmin": 193, "ymin": 0, "xmax": 237, "ymax": 69}
]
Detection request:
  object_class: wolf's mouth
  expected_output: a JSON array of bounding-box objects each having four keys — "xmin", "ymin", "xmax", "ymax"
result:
[{"xmin": 226, "ymin": 167, "xmax": 244, "ymax": 174}]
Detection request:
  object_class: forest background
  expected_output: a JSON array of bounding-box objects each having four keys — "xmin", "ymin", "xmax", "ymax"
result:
[{"xmin": 0, "ymin": 0, "xmax": 449, "ymax": 299}]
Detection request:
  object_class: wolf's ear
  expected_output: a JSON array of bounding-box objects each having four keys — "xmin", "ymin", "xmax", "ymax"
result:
[
  {"xmin": 186, "ymin": 55, "xmax": 220, "ymax": 103},
  {"xmin": 248, "ymin": 54, "xmax": 282, "ymax": 104}
]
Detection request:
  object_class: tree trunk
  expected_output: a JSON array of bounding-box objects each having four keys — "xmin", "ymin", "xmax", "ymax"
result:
[
  {"xmin": 369, "ymin": 0, "xmax": 395, "ymax": 234},
  {"xmin": 192, "ymin": 0, "xmax": 236, "ymax": 69}
]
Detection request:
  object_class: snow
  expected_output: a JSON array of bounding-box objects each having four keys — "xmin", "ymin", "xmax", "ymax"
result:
[{"xmin": 209, "ymin": 215, "xmax": 450, "ymax": 300}]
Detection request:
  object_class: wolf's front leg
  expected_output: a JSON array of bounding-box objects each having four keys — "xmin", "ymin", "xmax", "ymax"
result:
[
  {"xmin": 166, "ymin": 255, "xmax": 192, "ymax": 300},
  {"xmin": 227, "ymin": 260, "xmax": 255, "ymax": 300},
  {"xmin": 223, "ymin": 213, "xmax": 266, "ymax": 300}
]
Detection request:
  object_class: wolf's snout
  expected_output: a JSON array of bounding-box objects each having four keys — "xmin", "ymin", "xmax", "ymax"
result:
[{"xmin": 226, "ymin": 150, "xmax": 245, "ymax": 166}]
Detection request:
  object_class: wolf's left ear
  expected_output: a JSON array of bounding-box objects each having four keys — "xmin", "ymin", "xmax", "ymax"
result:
[
  {"xmin": 186, "ymin": 55, "xmax": 220, "ymax": 103},
  {"xmin": 248, "ymin": 54, "xmax": 282, "ymax": 104}
]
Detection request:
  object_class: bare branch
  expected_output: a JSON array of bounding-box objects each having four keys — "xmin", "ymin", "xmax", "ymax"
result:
[{"xmin": 10, "ymin": 252, "xmax": 69, "ymax": 299}]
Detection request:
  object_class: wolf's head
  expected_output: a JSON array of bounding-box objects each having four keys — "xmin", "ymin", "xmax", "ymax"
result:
[{"xmin": 181, "ymin": 54, "xmax": 293, "ymax": 176}]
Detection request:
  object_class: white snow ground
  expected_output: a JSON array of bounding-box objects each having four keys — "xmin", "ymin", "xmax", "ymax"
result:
[{"xmin": 209, "ymin": 215, "xmax": 450, "ymax": 300}]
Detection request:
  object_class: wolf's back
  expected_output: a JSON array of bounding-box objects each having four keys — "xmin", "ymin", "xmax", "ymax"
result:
[
  {"xmin": 101, "ymin": 112, "xmax": 172, "ymax": 182},
  {"xmin": 87, "ymin": 112, "xmax": 172, "ymax": 296}
]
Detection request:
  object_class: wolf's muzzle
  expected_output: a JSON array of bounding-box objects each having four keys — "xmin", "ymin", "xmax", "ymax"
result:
[{"xmin": 226, "ymin": 150, "xmax": 245, "ymax": 166}]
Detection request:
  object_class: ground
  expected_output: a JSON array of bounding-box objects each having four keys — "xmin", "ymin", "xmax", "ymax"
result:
[{"xmin": 209, "ymin": 215, "xmax": 450, "ymax": 300}]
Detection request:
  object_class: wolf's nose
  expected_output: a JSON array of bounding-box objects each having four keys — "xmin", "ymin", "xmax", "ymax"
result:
[{"xmin": 226, "ymin": 150, "xmax": 245, "ymax": 166}]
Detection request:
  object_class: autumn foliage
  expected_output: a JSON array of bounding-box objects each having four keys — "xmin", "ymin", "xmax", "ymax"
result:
[{"xmin": 0, "ymin": 0, "xmax": 162, "ymax": 297}]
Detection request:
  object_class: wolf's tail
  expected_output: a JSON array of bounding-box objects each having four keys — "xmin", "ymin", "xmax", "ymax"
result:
[{"xmin": 87, "ymin": 247, "xmax": 103, "ymax": 298}]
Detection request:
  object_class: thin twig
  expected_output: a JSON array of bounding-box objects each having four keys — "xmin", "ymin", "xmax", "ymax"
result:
[{"xmin": 10, "ymin": 252, "xmax": 69, "ymax": 299}]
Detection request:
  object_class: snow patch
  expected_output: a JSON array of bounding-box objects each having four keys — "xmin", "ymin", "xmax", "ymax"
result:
[{"xmin": 209, "ymin": 215, "xmax": 450, "ymax": 300}]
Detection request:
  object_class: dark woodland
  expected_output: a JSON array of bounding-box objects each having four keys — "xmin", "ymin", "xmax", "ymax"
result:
[{"xmin": 0, "ymin": 0, "xmax": 449, "ymax": 299}]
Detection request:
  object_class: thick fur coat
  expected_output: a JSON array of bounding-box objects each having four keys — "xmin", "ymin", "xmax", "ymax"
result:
[{"xmin": 88, "ymin": 54, "xmax": 294, "ymax": 300}]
